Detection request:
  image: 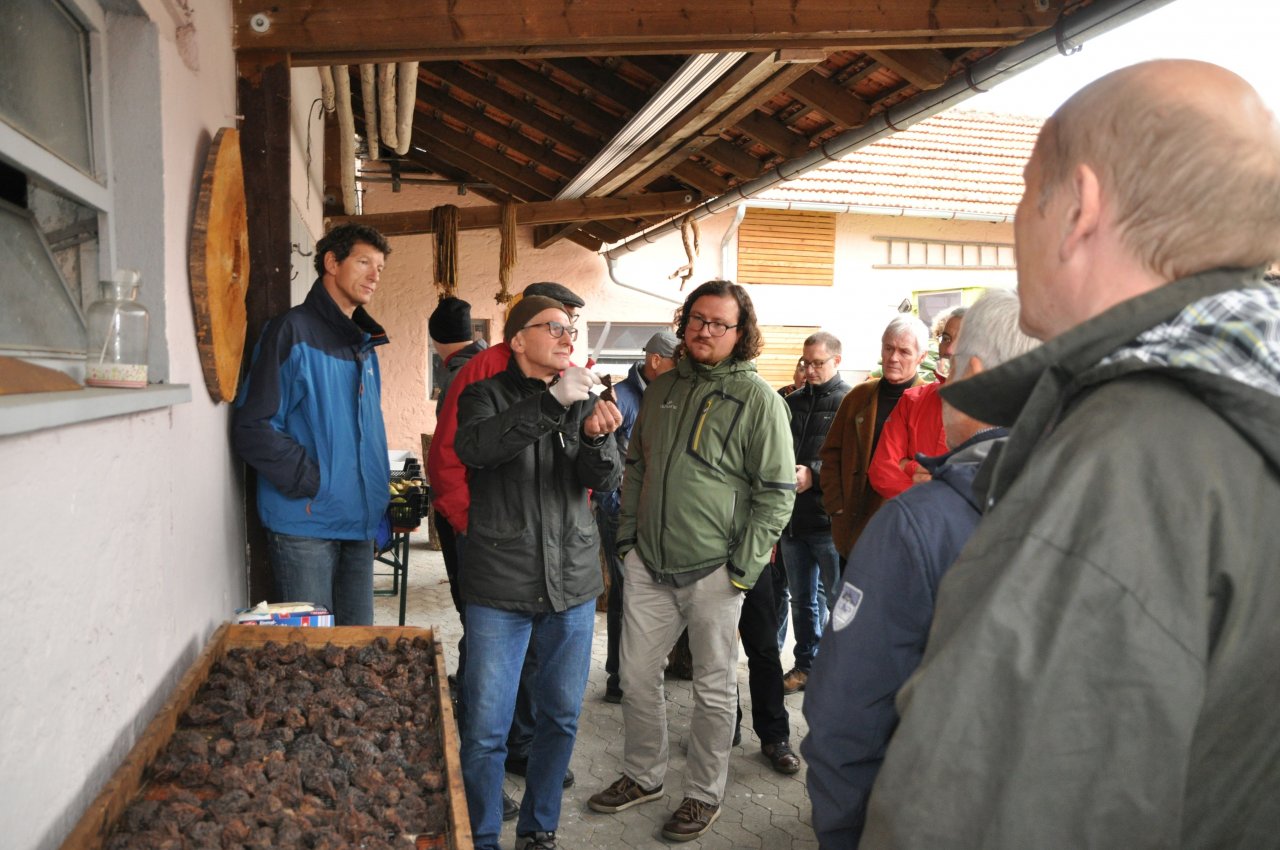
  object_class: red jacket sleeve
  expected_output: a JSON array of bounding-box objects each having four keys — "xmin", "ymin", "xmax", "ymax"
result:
[
  {"xmin": 428, "ymin": 342, "xmax": 510, "ymax": 534},
  {"xmin": 868, "ymin": 389, "xmax": 918, "ymax": 499}
]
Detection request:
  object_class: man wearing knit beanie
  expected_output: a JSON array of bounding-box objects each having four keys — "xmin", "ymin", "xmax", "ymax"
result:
[
  {"xmin": 430, "ymin": 297, "xmax": 486, "ymax": 418},
  {"xmin": 427, "ymin": 282, "xmax": 588, "ymax": 823}
]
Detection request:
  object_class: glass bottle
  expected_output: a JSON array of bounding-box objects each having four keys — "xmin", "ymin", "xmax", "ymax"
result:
[{"xmin": 85, "ymin": 269, "xmax": 149, "ymax": 388}]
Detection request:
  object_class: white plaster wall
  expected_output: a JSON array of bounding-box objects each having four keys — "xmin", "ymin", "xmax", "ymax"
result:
[
  {"xmin": 289, "ymin": 67, "xmax": 326, "ymax": 305},
  {"xmin": 0, "ymin": 5, "xmax": 253, "ymax": 849}
]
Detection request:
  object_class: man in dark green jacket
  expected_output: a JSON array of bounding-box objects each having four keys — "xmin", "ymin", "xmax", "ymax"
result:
[
  {"xmin": 863, "ymin": 60, "xmax": 1280, "ymax": 849},
  {"xmin": 588, "ymin": 280, "xmax": 796, "ymax": 841}
]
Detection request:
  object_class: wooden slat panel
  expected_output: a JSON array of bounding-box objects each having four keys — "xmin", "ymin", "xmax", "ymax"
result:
[
  {"xmin": 737, "ymin": 207, "xmax": 834, "ymax": 286},
  {"xmin": 758, "ymin": 324, "xmax": 818, "ymax": 388}
]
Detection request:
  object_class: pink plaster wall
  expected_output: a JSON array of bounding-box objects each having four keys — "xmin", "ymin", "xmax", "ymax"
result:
[{"xmin": 366, "ymin": 181, "xmax": 1016, "ymax": 455}]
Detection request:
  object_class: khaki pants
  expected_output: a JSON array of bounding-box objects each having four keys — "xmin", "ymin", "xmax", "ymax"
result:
[{"xmin": 619, "ymin": 549, "xmax": 745, "ymax": 805}]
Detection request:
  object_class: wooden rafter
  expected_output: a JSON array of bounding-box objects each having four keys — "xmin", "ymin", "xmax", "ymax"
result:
[
  {"xmin": 422, "ymin": 64, "xmax": 603, "ymax": 157},
  {"xmin": 786, "ymin": 72, "xmax": 872, "ymax": 128},
  {"xmin": 328, "ymin": 189, "xmax": 700, "ymax": 236},
  {"xmin": 487, "ymin": 60, "xmax": 627, "ymax": 138},
  {"xmin": 865, "ymin": 49, "xmax": 954, "ymax": 90},
  {"xmin": 233, "ymin": 0, "xmax": 1056, "ymax": 65}
]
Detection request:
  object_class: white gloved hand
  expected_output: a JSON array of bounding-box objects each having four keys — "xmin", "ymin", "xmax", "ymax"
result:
[{"xmin": 549, "ymin": 365, "xmax": 595, "ymax": 407}]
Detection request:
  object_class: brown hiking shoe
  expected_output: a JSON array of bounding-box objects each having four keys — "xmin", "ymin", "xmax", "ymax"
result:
[
  {"xmin": 661, "ymin": 797, "xmax": 721, "ymax": 841},
  {"xmin": 782, "ymin": 667, "xmax": 808, "ymax": 694},
  {"xmin": 587, "ymin": 775, "xmax": 663, "ymax": 813}
]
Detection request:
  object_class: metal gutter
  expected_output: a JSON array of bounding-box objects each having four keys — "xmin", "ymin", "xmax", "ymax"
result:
[{"xmin": 601, "ymin": 0, "xmax": 1173, "ymax": 259}]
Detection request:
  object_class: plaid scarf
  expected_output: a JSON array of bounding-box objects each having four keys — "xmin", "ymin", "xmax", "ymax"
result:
[{"xmin": 1099, "ymin": 282, "xmax": 1280, "ymax": 397}]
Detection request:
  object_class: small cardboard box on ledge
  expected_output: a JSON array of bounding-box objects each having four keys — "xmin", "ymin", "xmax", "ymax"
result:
[{"xmin": 234, "ymin": 601, "xmax": 334, "ymax": 627}]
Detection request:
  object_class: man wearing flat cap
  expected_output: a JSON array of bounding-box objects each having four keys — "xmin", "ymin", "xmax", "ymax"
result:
[
  {"xmin": 456, "ymin": 294, "xmax": 623, "ymax": 850},
  {"xmin": 594, "ymin": 331, "xmax": 680, "ymax": 703}
]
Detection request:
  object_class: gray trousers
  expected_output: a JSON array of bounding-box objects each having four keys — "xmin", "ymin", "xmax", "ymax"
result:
[{"xmin": 619, "ymin": 549, "xmax": 745, "ymax": 805}]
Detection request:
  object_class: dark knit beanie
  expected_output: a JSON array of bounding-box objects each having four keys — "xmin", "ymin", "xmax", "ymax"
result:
[
  {"xmin": 504, "ymin": 295, "xmax": 565, "ymax": 342},
  {"xmin": 428, "ymin": 297, "xmax": 473, "ymax": 344}
]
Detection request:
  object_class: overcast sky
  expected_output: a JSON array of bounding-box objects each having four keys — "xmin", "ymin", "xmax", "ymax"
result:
[{"xmin": 965, "ymin": 0, "xmax": 1278, "ymax": 117}]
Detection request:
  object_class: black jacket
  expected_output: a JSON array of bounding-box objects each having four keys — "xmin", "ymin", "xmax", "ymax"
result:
[
  {"xmin": 435, "ymin": 338, "xmax": 488, "ymax": 417},
  {"xmin": 785, "ymin": 373, "xmax": 851, "ymax": 534},
  {"xmin": 455, "ymin": 358, "xmax": 622, "ymax": 612}
]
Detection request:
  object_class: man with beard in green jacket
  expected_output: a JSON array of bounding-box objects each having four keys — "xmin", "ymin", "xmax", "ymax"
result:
[
  {"xmin": 862, "ymin": 60, "xmax": 1280, "ymax": 849},
  {"xmin": 588, "ymin": 280, "xmax": 796, "ymax": 841}
]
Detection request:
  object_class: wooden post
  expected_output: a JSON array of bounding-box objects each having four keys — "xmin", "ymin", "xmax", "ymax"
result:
[{"xmin": 237, "ymin": 51, "xmax": 292, "ymax": 605}]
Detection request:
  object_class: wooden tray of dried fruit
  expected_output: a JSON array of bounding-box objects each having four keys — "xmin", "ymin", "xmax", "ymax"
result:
[{"xmin": 61, "ymin": 624, "xmax": 472, "ymax": 850}]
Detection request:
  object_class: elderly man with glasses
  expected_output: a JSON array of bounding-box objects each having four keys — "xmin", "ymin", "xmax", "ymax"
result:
[
  {"xmin": 778, "ymin": 332, "xmax": 852, "ymax": 696},
  {"xmin": 456, "ymin": 295, "xmax": 623, "ymax": 850}
]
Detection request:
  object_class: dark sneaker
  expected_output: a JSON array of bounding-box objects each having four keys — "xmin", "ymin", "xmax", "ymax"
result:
[
  {"xmin": 503, "ymin": 790, "xmax": 519, "ymax": 821},
  {"xmin": 505, "ymin": 756, "xmax": 575, "ymax": 788},
  {"xmin": 515, "ymin": 831, "xmax": 557, "ymax": 850},
  {"xmin": 661, "ymin": 796, "xmax": 721, "ymax": 841},
  {"xmin": 603, "ymin": 688, "xmax": 623, "ymax": 704},
  {"xmin": 762, "ymin": 739, "xmax": 801, "ymax": 775},
  {"xmin": 587, "ymin": 774, "xmax": 664, "ymax": 813},
  {"xmin": 782, "ymin": 667, "xmax": 808, "ymax": 695}
]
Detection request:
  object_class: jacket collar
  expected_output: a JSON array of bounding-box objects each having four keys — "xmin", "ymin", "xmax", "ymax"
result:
[
  {"xmin": 803, "ymin": 372, "xmax": 850, "ymax": 397},
  {"xmin": 676, "ymin": 354, "xmax": 755, "ymax": 380},
  {"xmin": 305, "ymin": 278, "xmax": 389, "ymax": 349},
  {"xmin": 941, "ymin": 266, "xmax": 1263, "ymax": 427}
]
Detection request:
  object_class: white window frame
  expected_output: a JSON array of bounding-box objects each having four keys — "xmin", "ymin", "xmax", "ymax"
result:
[{"xmin": 0, "ymin": 0, "xmax": 190, "ymax": 435}]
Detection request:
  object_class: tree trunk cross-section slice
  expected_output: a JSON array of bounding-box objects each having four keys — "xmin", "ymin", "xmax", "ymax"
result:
[{"xmin": 190, "ymin": 127, "xmax": 251, "ymax": 403}]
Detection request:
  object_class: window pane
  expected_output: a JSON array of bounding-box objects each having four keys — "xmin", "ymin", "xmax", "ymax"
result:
[
  {"xmin": 0, "ymin": 200, "xmax": 87, "ymax": 356},
  {"xmin": 0, "ymin": 0, "xmax": 93, "ymax": 173}
]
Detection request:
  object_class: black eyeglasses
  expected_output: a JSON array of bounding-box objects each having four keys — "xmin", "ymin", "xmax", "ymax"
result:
[
  {"xmin": 799, "ymin": 358, "xmax": 832, "ymax": 371},
  {"xmin": 522, "ymin": 321, "xmax": 578, "ymax": 341},
  {"xmin": 687, "ymin": 314, "xmax": 739, "ymax": 337}
]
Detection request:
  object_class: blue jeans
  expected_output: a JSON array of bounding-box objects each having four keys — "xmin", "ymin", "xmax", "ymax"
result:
[
  {"xmin": 266, "ymin": 531, "xmax": 374, "ymax": 625},
  {"xmin": 461, "ymin": 601, "xmax": 595, "ymax": 850},
  {"xmin": 779, "ymin": 531, "xmax": 842, "ymax": 672}
]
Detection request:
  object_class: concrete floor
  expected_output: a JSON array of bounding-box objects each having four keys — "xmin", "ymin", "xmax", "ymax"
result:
[{"xmin": 373, "ymin": 535, "xmax": 819, "ymax": 850}]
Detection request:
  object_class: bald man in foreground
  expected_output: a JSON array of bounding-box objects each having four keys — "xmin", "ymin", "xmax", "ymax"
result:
[{"xmin": 862, "ymin": 60, "xmax": 1280, "ymax": 848}]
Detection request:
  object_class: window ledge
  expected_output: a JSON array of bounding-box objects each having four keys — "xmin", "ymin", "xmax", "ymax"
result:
[{"xmin": 0, "ymin": 384, "xmax": 192, "ymax": 437}]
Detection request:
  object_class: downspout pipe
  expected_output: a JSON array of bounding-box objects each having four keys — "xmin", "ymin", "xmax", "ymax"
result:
[
  {"xmin": 719, "ymin": 204, "xmax": 748, "ymax": 281},
  {"xmin": 602, "ymin": 0, "xmax": 1172, "ymax": 260},
  {"xmin": 604, "ymin": 253, "xmax": 685, "ymax": 304}
]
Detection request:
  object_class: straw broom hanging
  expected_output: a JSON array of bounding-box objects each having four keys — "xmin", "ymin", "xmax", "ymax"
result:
[
  {"xmin": 432, "ymin": 204, "xmax": 459, "ymax": 299},
  {"xmin": 496, "ymin": 201, "xmax": 518, "ymax": 305}
]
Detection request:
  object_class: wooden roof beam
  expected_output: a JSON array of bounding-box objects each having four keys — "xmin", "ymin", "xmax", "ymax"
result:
[
  {"xmin": 421, "ymin": 64, "xmax": 603, "ymax": 157},
  {"xmin": 234, "ymin": 0, "xmax": 1056, "ymax": 63},
  {"xmin": 329, "ymin": 189, "xmax": 700, "ymax": 236},
  {"xmin": 785, "ymin": 71, "xmax": 872, "ymax": 128},
  {"xmin": 585, "ymin": 52, "xmax": 787, "ymax": 197},
  {"xmin": 409, "ymin": 113, "xmax": 563, "ymax": 199},
  {"xmin": 411, "ymin": 81, "xmax": 584, "ymax": 180},
  {"xmin": 487, "ymin": 60, "xmax": 626, "ymax": 140},
  {"xmin": 865, "ymin": 49, "xmax": 954, "ymax": 90}
]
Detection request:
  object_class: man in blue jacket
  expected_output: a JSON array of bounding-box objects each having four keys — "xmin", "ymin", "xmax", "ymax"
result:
[
  {"xmin": 801, "ymin": 289, "xmax": 1039, "ymax": 848},
  {"xmin": 232, "ymin": 223, "xmax": 393, "ymax": 626},
  {"xmin": 594, "ymin": 330, "xmax": 679, "ymax": 703}
]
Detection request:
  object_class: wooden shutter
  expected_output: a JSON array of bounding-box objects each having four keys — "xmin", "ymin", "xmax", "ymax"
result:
[
  {"xmin": 737, "ymin": 208, "xmax": 835, "ymax": 286},
  {"xmin": 757, "ymin": 324, "xmax": 819, "ymax": 388}
]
